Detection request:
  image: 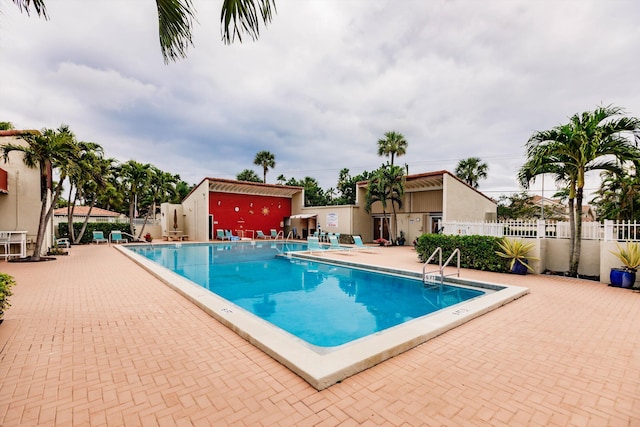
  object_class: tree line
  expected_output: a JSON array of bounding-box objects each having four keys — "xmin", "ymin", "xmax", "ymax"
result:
[{"xmin": 1, "ymin": 122, "xmax": 192, "ymax": 260}]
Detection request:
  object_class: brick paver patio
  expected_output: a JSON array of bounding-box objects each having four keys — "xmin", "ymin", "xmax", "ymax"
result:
[{"xmin": 0, "ymin": 244, "xmax": 639, "ymax": 426}]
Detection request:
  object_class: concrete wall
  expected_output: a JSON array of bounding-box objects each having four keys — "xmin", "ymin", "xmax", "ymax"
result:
[
  {"xmin": 0, "ymin": 134, "xmax": 52, "ymax": 255},
  {"xmin": 442, "ymin": 174, "xmax": 496, "ymax": 222},
  {"xmin": 178, "ymin": 179, "xmax": 210, "ymax": 241},
  {"xmin": 501, "ymin": 237, "xmax": 611, "ymax": 280}
]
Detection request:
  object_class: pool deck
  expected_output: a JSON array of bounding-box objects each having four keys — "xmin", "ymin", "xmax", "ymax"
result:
[{"xmin": 1, "ymin": 243, "xmax": 639, "ymax": 426}]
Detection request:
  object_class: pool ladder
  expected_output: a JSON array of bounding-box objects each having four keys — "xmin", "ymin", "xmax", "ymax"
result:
[{"xmin": 423, "ymin": 247, "xmax": 460, "ymax": 284}]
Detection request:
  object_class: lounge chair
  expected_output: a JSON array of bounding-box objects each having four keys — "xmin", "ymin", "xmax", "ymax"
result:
[
  {"xmin": 352, "ymin": 235, "xmax": 379, "ymax": 253},
  {"xmin": 270, "ymin": 229, "xmax": 279, "ymax": 239},
  {"xmin": 56, "ymin": 238, "xmax": 71, "ymax": 249},
  {"xmin": 328, "ymin": 235, "xmax": 350, "ymax": 253},
  {"xmin": 216, "ymin": 229, "xmax": 229, "ymax": 240},
  {"xmin": 306, "ymin": 236, "xmax": 325, "ymax": 253},
  {"xmin": 256, "ymin": 230, "xmax": 270, "ymax": 239},
  {"xmin": 110, "ymin": 230, "xmax": 127, "ymax": 244},
  {"xmin": 225, "ymin": 230, "xmax": 240, "ymax": 241},
  {"xmin": 92, "ymin": 231, "xmax": 108, "ymax": 244}
]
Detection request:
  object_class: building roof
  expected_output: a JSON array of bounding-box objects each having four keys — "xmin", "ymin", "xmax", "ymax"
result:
[
  {"xmin": 357, "ymin": 170, "xmax": 496, "ymax": 204},
  {"xmin": 54, "ymin": 206, "xmax": 122, "ymax": 217},
  {"xmin": 204, "ymin": 178, "xmax": 303, "ymax": 198}
]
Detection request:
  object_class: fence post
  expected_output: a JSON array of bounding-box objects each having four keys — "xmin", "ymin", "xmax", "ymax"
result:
[
  {"xmin": 536, "ymin": 220, "xmax": 545, "ymax": 239},
  {"xmin": 603, "ymin": 220, "xmax": 613, "ymax": 242}
]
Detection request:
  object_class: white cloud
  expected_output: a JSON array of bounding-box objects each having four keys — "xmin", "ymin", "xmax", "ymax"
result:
[{"xmin": 1, "ymin": 0, "xmax": 639, "ymax": 199}]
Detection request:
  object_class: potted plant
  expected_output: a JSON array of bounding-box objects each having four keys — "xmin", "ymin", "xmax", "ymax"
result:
[
  {"xmin": 374, "ymin": 237, "xmax": 389, "ymax": 247},
  {"xmin": 610, "ymin": 242, "xmax": 640, "ymax": 288},
  {"xmin": 0, "ymin": 273, "xmax": 16, "ymax": 324},
  {"xmin": 144, "ymin": 232, "xmax": 153, "ymax": 242},
  {"xmin": 495, "ymin": 238, "xmax": 539, "ymax": 275},
  {"xmin": 396, "ymin": 231, "xmax": 406, "ymax": 246}
]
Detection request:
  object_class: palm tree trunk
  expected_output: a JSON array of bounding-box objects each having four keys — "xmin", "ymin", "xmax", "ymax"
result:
[
  {"xmin": 75, "ymin": 199, "xmax": 96, "ymax": 244},
  {"xmin": 569, "ymin": 189, "xmax": 584, "ymax": 277}
]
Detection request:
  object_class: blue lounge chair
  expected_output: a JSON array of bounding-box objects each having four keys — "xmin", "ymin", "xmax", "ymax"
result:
[
  {"xmin": 328, "ymin": 235, "xmax": 350, "ymax": 253},
  {"xmin": 306, "ymin": 236, "xmax": 325, "ymax": 253},
  {"xmin": 217, "ymin": 229, "xmax": 229, "ymax": 240},
  {"xmin": 352, "ymin": 235, "xmax": 379, "ymax": 253},
  {"xmin": 110, "ymin": 230, "xmax": 127, "ymax": 244},
  {"xmin": 256, "ymin": 230, "xmax": 270, "ymax": 239},
  {"xmin": 92, "ymin": 231, "xmax": 108, "ymax": 244},
  {"xmin": 225, "ymin": 230, "xmax": 240, "ymax": 241},
  {"xmin": 270, "ymin": 229, "xmax": 279, "ymax": 239}
]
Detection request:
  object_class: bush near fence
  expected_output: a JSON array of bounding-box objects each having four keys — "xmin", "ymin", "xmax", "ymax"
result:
[
  {"xmin": 416, "ymin": 234, "xmax": 509, "ymax": 273},
  {"xmin": 58, "ymin": 223, "xmax": 133, "ymax": 244}
]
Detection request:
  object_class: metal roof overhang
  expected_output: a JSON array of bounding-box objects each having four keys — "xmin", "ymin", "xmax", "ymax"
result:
[
  {"xmin": 357, "ymin": 174, "xmax": 444, "ymax": 192},
  {"xmin": 208, "ymin": 179, "xmax": 302, "ymax": 198},
  {"xmin": 289, "ymin": 213, "xmax": 317, "ymax": 219}
]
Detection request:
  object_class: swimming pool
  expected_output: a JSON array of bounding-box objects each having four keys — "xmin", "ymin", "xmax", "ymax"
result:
[
  {"xmin": 128, "ymin": 242, "xmax": 484, "ymax": 347},
  {"xmin": 120, "ymin": 242, "xmax": 529, "ymax": 389}
]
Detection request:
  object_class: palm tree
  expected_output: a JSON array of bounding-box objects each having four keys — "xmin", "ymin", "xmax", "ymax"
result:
[
  {"xmin": 236, "ymin": 169, "xmax": 262, "ymax": 183},
  {"xmin": 364, "ymin": 164, "xmax": 405, "ymax": 244},
  {"xmin": 377, "ymin": 131, "xmax": 408, "ymax": 166},
  {"xmin": 455, "ymin": 157, "xmax": 488, "ymax": 189},
  {"xmin": 254, "ymin": 150, "xmax": 275, "ymax": 183},
  {"xmin": 12, "ymin": 0, "xmax": 277, "ymax": 63},
  {"xmin": 66, "ymin": 142, "xmax": 104, "ymax": 243},
  {"xmin": 119, "ymin": 160, "xmax": 152, "ymax": 235},
  {"xmin": 0, "ymin": 122, "xmax": 14, "ymax": 130},
  {"xmin": 591, "ymin": 164, "xmax": 640, "ymax": 221},
  {"xmin": 1, "ymin": 125, "xmax": 78, "ymax": 260},
  {"xmin": 74, "ymin": 156, "xmax": 115, "ymax": 243},
  {"xmin": 519, "ymin": 105, "xmax": 640, "ymax": 277}
]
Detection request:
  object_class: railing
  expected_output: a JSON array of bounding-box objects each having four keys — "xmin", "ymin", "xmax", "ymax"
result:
[
  {"xmin": 274, "ymin": 230, "xmax": 284, "ymax": 240},
  {"xmin": 442, "ymin": 219, "xmax": 633, "ymax": 242},
  {"xmin": 422, "ymin": 247, "xmax": 461, "ymax": 284}
]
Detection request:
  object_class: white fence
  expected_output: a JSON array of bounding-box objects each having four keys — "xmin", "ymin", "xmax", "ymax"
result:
[{"xmin": 442, "ymin": 219, "xmax": 640, "ymax": 242}]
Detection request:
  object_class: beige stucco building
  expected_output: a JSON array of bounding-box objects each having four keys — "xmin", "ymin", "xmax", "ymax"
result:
[
  {"xmin": 183, "ymin": 171, "xmax": 496, "ymax": 245},
  {"xmin": 0, "ymin": 130, "xmax": 53, "ymax": 257}
]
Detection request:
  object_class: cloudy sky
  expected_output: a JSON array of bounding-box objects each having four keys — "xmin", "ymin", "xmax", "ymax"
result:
[{"xmin": 1, "ymin": 0, "xmax": 639, "ymax": 200}]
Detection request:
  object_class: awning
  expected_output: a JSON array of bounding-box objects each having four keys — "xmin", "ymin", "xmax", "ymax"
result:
[{"xmin": 289, "ymin": 213, "xmax": 317, "ymax": 219}]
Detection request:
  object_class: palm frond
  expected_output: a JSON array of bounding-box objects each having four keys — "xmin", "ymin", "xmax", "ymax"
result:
[
  {"xmin": 221, "ymin": 0, "xmax": 276, "ymax": 44},
  {"xmin": 11, "ymin": 0, "xmax": 47, "ymax": 18},
  {"xmin": 156, "ymin": 0, "xmax": 197, "ymax": 64}
]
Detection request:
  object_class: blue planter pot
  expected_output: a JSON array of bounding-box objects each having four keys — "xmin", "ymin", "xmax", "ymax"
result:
[
  {"xmin": 610, "ymin": 268, "xmax": 636, "ymax": 288},
  {"xmin": 511, "ymin": 260, "xmax": 529, "ymax": 275}
]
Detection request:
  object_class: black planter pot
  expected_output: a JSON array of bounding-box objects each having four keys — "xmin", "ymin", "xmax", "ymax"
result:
[{"xmin": 610, "ymin": 268, "xmax": 636, "ymax": 288}]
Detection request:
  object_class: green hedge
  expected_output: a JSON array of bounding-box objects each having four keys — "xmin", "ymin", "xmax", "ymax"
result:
[
  {"xmin": 57, "ymin": 223, "xmax": 131, "ymax": 244},
  {"xmin": 415, "ymin": 234, "xmax": 509, "ymax": 273}
]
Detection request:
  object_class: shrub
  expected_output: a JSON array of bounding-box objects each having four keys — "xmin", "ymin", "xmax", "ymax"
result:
[
  {"xmin": 57, "ymin": 223, "xmax": 130, "ymax": 244},
  {"xmin": 415, "ymin": 234, "xmax": 508, "ymax": 273},
  {"xmin": 0, "ymin": 273, "xmax": 16, "ymax": 320}
]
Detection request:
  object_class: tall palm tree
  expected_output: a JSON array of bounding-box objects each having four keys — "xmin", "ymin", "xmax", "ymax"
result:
[
  {"xmin": 74, "ymin": 156, "xmax": 115, "ymax": 243},
  {"xmin": 254, "ymin": 150, "xmax": 275, "ymax": 183},
  {"xmin": 455, "ymin": 157, "xmax": 488, "ymax": 189},
  {"xmin": 12, "ymin": 0, "xmax": 277, "ymax": 63},
  {"xmin": 119, "ymin": 160, "xmax": 152, "ymax": 235},
  {"xmin": 1, "ymin": 125, "xmax": 78, "ymax": 260},
  {"xmin": 364, "ymin": 164, "xmax": 405, "ymax": 244},
  {"xmin": 377, "ymin": 131, "xmax": 408, "ymax": 166},
  {"xmin": 519, "ymin": 105, "xmax": 640, "ymax": 276},
  {"xmin": 66, "ymin": 142, "xmax": 104, "ymax": 243}
]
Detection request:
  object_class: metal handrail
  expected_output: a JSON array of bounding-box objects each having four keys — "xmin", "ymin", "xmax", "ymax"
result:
[
  {"xmin": 274, "ymin": 230, "xmax": 284, "ymax": 240},
  {"xmin": 422, "ymin": 247, "xmax": 460, "ymax": 284}
]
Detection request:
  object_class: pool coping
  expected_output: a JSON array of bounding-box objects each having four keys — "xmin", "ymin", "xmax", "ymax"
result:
[{"xmin": 116, "ymin": 244, "xmax": 529, "ymax": 390}]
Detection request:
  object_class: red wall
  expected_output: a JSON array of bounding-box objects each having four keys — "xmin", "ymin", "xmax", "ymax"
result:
[{"xmin": 209, "ymin": 192, "xmax": 292, "ymax": 237}]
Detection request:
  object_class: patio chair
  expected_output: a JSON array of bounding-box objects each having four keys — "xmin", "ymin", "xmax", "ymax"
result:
[
  {"xmin": 0, "ymin": 232, "xmax": 10, "ymax": 259},
  {"xmin": 92, "ymin": 230, "xmax": 108, "ymax": 244},
  {"xmin": 328, "ymin": 235, "xmax": 350, "ymax": 253},
  {"xmin": 256, "ymin": 230, "xmax": 270, "ymax": 239},
  {"xmin": 270, "ymin": 229, "xmax": 279, "ymax": 239},
  {"xmin": 306, "ymin": 236, "xmax": 325, "ymax": 253},
  {"xmin": 110, "ymin": 230, "xmax": 127, "ymax": 244},
  {"xmin": 352, "ymin": 235, "xmax": 379, "ymax": 253},
  {"xmin": 225, "ymin": 230, "xmax": 240, "ymax": 241},
  {"xmin": 216, "ymin": 229, "xmax": 229, "ymax": 240},
  {"xmin": 56, "ymin": 238, "xmax": 71, "ymax": 249}
]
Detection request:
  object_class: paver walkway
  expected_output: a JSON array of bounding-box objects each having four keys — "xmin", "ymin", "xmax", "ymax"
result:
[{"xmin": 0, "ymin": 244, "xmax": 639, "ymax": 426}]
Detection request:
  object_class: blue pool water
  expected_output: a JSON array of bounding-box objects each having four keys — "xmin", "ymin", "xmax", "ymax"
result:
[{"xmin": 128, "ymin": 242, "xmax": 484, "ymax": 347}]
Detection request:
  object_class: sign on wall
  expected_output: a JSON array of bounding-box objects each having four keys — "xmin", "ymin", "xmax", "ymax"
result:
[{"xmin": 326, "ymin": 212, "xmax": 338, "ymax": 228}]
